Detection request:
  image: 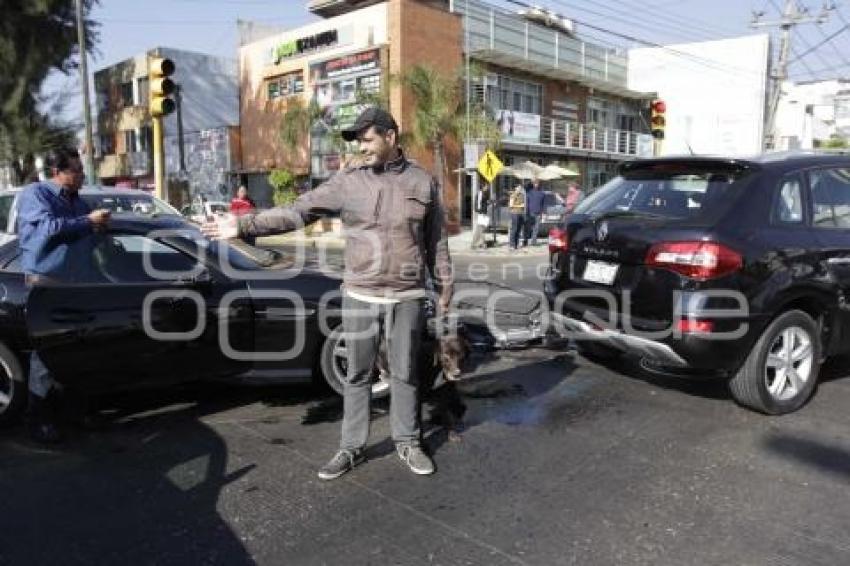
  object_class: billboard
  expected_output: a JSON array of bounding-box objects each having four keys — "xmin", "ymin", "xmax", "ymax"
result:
[{"xmin": 496, "ymin": 110, "xmax": 541, "ymax": 143}]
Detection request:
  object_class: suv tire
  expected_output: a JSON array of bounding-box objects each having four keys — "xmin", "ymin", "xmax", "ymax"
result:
[
  {"xmin": 0, "ymin": 342, "xmax": 26, "ymax": 425},
  {"xmin": 729, "ymin": 310, "xmax": 821, "ymax": 415}
]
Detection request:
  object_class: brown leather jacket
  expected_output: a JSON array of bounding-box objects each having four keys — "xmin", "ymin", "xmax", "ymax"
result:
[{"xmin": 237, "ymin": 152, "xmax": 453, "ymax": 303}]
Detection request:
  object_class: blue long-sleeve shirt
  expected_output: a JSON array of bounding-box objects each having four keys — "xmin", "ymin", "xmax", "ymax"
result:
[
  {"xmin": 17, "ymin": 181, "xmax": 93, "ymax": 279},
  {"xmin": 526, "ymin": 187, "xmax": 546, "ymax": 216}
]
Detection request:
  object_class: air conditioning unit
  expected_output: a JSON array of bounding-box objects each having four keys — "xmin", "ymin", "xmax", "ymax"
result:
[{"xmin": 520, "ymin": 6, "xmax": 576, "ymax": 36}]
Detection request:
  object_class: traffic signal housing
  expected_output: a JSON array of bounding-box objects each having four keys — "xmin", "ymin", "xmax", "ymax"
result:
[
  {"xmin": 149, "ymin": 57, "xmax": 176, "ymax": 117},
  {"xmin": 650, "ymin": 99, "xmax": 666, "ymax": 140}
]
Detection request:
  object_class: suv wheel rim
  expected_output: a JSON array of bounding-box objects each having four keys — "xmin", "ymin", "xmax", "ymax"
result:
[
  {"xmin": 332, "ymin": 338, "xmax": 390, "ymax": 396},
  {"xmin": 764, "ymin": 326, "xmax": 813, "ymax": 401}
]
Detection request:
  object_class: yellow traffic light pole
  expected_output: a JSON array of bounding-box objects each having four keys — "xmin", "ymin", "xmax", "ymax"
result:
[{"xmin": 152, "ymin": 116, "xmax": 165, "ymax": 201}]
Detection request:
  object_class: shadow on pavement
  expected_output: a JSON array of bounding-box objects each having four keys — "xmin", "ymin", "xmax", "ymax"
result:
[
  {"xmin": 0, "ymin": 381, "xmax": 324, "ymax": 565},
  {"xmin": 582, "ymin": 351, "xmax": 731, "ymax": 401},
  {"xmin": 762, "ymin": 433, "xmax": 850, "ymax": 480}
]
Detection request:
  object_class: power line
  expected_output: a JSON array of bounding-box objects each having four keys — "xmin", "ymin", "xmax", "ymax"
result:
[
  {"xmin": 548, "ymin": 0, "xmax": 719, "ymax": 44},
  {"xmin": 582, "ymin": 0, "xmax": 745, "ymax": 40},
  {"xmin": 789, "ymin": 22, "xmax": 849, "ymax": 62}
]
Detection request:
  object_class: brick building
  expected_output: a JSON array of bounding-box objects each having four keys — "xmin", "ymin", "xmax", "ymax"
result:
[{"xmin": 238, "ymin": 0, "xmax": 655, "ymax": 225}]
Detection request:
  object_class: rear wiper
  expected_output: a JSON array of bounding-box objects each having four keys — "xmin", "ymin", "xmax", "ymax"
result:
[{"xmin": 590, "ymin": 210, "xmax": 669, "ymax": 221}]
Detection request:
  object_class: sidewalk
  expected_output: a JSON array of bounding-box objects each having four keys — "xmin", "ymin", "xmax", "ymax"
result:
[{"xmin": 257, "ymin": 228, "xmax": 549, "ymax": 256}]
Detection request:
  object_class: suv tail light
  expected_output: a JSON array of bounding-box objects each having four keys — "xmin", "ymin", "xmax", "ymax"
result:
[
  {"xmin": 548, "ymin": 228, "xmax": 569, "ymax": 253},
  {"xmin": 645, "ymin": 241, "xmax": 742, "ymax": 280}
]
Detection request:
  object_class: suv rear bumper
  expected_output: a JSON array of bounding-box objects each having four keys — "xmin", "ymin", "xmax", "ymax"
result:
[{"xmin": 550, "ymin": 312, "xmax": 690, "ymax": 367}]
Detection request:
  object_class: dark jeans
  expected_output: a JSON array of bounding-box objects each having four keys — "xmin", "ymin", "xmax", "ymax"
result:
[
  {"xmin": 525, "ymin": 214, "xmax": 541, "ymax": 245},
  {"xmin": 340, "ymin": 295, "xmax": 426, "ymax": 450},
  {"xmin": 509, "ymin": 213, "xmax": 526, "ymax": 249}
]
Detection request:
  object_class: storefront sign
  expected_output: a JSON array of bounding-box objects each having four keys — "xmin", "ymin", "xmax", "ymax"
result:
[
  {"xmin": 497, "ymin": 110, "xmax": 541, "ymax": 143},
  {"xmin": 272, "ymin": 29, "xmax": 339, "ymax": 64},
  {"xmin": 310, "ymin": 49, "xmax": 381, "ymax": 82}
]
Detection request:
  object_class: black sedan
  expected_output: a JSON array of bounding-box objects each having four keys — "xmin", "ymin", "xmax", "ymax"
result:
[{"xmin": 0, "ymin": 215, "xmax": 370, "ymax": 424}]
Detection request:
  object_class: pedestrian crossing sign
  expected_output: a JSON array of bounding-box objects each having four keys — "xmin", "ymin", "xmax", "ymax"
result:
[{"xmin": 477, "ymin": 150, "xmax": 503, "ymax": 183}]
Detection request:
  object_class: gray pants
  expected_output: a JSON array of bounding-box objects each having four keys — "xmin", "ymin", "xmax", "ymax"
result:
[{"xmin": 340, "ymin": 295, "xmax": 425, "ymax": 451}]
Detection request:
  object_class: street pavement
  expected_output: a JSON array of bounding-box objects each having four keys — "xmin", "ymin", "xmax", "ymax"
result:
[{"xmin": 1, "ymin": 249, "xmax": 849, "ymax": 565}]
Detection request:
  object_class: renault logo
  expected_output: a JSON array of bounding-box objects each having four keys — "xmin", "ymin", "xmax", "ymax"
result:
[{"xmin": 596, "ymin": 221, "xmax": 609, "ymax": 242}]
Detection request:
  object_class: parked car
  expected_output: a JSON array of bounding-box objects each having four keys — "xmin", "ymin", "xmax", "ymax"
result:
[
  {"xmin": 0, "ymin": 185, "xmax": 181, "ymax": 246},
  {"xmin": 494, "ymin": 190, "xmax": 566, "ymax": 236},
  {"xmin": 0, "ymin": 215, "xmax": 414, "ymax": 424},
  {"xmin": 181, "ymin": 200, "xmax": 229, "ymax": 224},
  {"xmin": 545, "ymin": 153, "xmax": 850, "ymax": 414}
]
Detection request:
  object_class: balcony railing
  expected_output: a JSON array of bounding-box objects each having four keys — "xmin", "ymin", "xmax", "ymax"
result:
[{"xmin": 501, "ymin": 115, "xmax": 652, "ymax": 158}]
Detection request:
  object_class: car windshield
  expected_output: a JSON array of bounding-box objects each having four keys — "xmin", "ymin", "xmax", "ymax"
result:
[
  {"xmin": 573, "ymin": 163, "xmax": 752, "ymax": 222},
  {"xmin": 81, "ymin": 193, "xmax": 181, "ymax": 216}
]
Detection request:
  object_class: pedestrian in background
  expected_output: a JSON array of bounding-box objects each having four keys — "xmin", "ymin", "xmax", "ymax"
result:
[
  {"xmin": 524, "ymin": 177, "xmax": 545, "ymax": 246},
  {"xmin": 471, "ymin": 182, "xmax": 491, "ymax": 249},
  {"xmin": 202, "ymin": 107, "xmax": 453, "ymax": 479},
  {"xmin": 17, "ymin": 146, "xmax": 111, "ymax": 443},
  {"xmin": 508, "ymin": 183, "xmax": 526, "ymax": 250},
  {"xmin": 230, "ymin": 185, "xmax": 256, "ymax": 216},
  {"xmin": 565, "ymin": 182, "xmax": 585, "ymax": 213}
]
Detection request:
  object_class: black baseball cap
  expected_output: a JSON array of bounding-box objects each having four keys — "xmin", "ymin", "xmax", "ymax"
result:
[{"xmin": 340, "ymin": 107, "xmax": 399, "ymax": 141}]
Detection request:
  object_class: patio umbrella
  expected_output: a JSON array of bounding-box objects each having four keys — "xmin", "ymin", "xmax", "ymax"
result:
[
  {"xmin": 543, "ymin": 163, "xmax": 580, "ymax": 178},
  {"xmin": 499, "ymin": 160, "xmax": 545, "ymax": 180}
]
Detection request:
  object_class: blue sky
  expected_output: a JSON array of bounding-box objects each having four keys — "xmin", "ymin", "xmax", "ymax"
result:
[{"xmin": 46, "ymin": 0, "xmax": 850, "ymax": 128}]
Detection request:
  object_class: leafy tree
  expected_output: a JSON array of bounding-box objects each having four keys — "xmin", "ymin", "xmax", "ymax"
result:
[
  {"xmin": 267, "ymin": 168, "xmax": 297, "ymax": 206},
  {"xmin": 398, "ymin": 64, "xmax": 501, "ymax": 197},
  {"xmin": 0, "ymin": 0, "xmax": 100, "ymax": 184},
  {"xmin": 280, "ymin": 86, "xmax": 389, "ymax": 163},
  {"xmin": 823, "ymin": 135, "xmax": 849, "ymax": 149}
]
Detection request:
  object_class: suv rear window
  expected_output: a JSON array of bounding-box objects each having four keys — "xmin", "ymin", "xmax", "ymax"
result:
[{"xmin": 574, "ymin": 163, "xmax": 751, "ymax": 222}]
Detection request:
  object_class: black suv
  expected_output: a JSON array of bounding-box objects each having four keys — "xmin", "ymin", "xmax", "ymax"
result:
[{"xmin": 544, "ymin": 153, "xmax": 850, "ymax": 414}]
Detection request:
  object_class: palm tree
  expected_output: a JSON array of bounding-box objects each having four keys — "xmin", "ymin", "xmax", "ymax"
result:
[{"xmin": 398, "ymin": 63, "xmax": 501, "ymax": 196}]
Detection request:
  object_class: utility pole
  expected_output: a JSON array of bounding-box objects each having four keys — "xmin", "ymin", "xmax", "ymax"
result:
[
  {"xmin": 751, "ymin": 0, "xmax": 832, "ymax": 150},
  {"xmin": 463, "ymin": 0, "xmax": 480, "ymax": 249},
  {"xmin": 74, "ymin": 0, "xmax": 96, "ymax": 183}
]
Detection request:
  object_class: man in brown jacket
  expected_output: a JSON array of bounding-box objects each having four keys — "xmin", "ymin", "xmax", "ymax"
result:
[{"xmin": 202, "ymin": 107, "xmax": 453, "ymax": 479}]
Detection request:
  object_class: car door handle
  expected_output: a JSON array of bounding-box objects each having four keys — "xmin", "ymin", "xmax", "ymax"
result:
[
  {"xmin": 51, "ymin": 309, "xmax": 95, "ymax": 324},
  {"xmin": 827, "ymin": 257, "xmax": 850, "ymax": 265}
]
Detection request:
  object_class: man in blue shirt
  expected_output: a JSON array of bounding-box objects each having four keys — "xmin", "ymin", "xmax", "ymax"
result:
[
  {"xmin": 17, "ymin": 147, "xmax": 110, "ymax": 443},
  {"xmin": 524, "ymin": 177, "xmax": 546, "ymax": 246}
]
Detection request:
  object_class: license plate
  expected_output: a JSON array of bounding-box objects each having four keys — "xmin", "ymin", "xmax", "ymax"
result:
[
  {"xmin": 582, "ymin": 260, "xmax": 619, "ymax": 285},
  {"xmin": 544, "ymin": 214, "xmax": 561, "ymax": 221}
]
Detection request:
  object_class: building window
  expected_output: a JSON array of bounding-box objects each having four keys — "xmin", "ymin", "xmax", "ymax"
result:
[
  {"xmin": 140, "ymin": 126, "xmax": 153, "ymax": 152},
  {"xmin": 100, "ymin": 135, "xmax": 115, "ymax": 156},
  {"xmin": 267, "ymin": 71, "xmax": 304, "ymax": 100},
  {"xmin": 120, "ymin": 82, "xmax": 134, "ymax": 107},
  {"xmin": 137, "ymin": 77, "xmax": 149, "ymax": 107},
  {"xmin": 123, "ymin": 130, "xmax": 138, "ymax": 154},
  {"xmin": 357, "ymin": 74, "xmax": 380, "ymax": 94},
  {"xmin": 488, "ymin": 74, "xmax": 541, "ymax": 115}
]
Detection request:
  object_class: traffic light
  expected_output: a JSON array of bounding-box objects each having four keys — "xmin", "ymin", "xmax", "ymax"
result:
[
  {"xmin": 650, "ymin": 99, "xmax": 666, "ymax": 140},
  {"xmin": 149, "ymin": 57, "xmax": 176, "ymax": 117}
]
